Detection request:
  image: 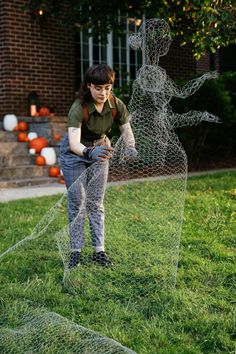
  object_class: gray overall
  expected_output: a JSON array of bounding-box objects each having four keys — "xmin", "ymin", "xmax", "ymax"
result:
[{"xmin": 60, "ymin": 133, "xmax": 110, "ymax": 252}]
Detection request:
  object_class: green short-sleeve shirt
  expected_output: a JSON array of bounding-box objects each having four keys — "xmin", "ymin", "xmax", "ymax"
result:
[{"xmin": 67, "ymin": 96, "xmax": 129, "ymax": 143}]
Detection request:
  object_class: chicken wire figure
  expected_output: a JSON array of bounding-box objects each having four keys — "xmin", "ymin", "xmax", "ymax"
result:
[
  {"xmin": 62, "ymin": 19, "xmax": 218, "ymax": 293},
  {"xmin": 0, "ymin": 18, "xmax": 220, "ymax": 354},
  {"xmin": 52, "ymin": 19, "xmax": 220, "ymax": 298}
]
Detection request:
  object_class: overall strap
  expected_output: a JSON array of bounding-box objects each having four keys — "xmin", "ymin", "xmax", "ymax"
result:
[
  {"xmin": 82, "ymin": 95, "xmax": 118, "ymax": 127},
  {"xmin": 109, "ymin": 95, "xmax": 118, "ymax": 119},
  {"xmin": 82, "ymin": 104, "xmax": 89, "ymax": 126}
]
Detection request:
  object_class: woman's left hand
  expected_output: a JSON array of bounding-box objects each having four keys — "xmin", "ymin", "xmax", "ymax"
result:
[{"xmin": 122, "ymin": 146, "xmax": 138, "ymax": 161}]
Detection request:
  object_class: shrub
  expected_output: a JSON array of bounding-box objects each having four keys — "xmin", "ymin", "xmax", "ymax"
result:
[{"xmin": 171, "ymin": 73, "xmax": 236, "ymax": 166}]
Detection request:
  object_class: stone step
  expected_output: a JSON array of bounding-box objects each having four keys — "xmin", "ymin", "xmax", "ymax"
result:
[
  {"xmin": 0, "ymin": 165, "xmax": 50, "ymax": 180},
  {"xmin": 0, "ymin": 176, "xmax": 60, "ymax": 188},
  {"xmin": 0, "ymin": 154, "xmax": 34, "ymax": 167},
  {"xmin": 0, "ymin": 131, "xmax": 17, "ymax": 142},
  {"xmin": 0, "ymin": 142, "xmax": 29, "ymax": 155}
]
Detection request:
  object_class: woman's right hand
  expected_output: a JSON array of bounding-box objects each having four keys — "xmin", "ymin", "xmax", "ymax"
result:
[{"xmin": 84, "ymin": 146, "xmax": 113, "ymax": 161}]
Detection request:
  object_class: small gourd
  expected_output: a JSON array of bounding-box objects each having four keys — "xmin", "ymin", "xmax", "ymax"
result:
[
  {"xmin": 49, "ymin": 166, "xmax": 60, "ymax": 177},
  {"xmin": 18, "ymin": 121, "xmax": 28, "ymax": 131},
  {"xmin": 18, "ymin": 132, "xmax": 28, "ymax": 142},
  {"xmin": 39, "ymin": 107, "xmax": 50, "ymax": 116}
]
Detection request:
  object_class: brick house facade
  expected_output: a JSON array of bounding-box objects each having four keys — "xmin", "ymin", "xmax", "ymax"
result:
[
  {"xmin": 0, "ymin": 0, "xmax": 220, "ymax": 119},
  {"xmin": 0, "ymin": 0, "xmax": 75, "ymax": 118}
]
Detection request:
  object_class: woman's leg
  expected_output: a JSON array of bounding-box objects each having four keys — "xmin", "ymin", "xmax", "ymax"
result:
[
  {"xmin": 62, "ymin": 162, "xmax": 87, "ymax": 252},
  {"xmin": 86, "ymin": 160, "xmax": 109, "ymax": 252}
]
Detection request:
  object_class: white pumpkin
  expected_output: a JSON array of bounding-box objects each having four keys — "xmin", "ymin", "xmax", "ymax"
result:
[
  {"xmin": 41, "ymin": 147, "xmax": 57, "ymax": 165},
  {"xmin": 28, "ymin": 132, "xmax": 38, "ymax": 141},
  {"xmin": 3, "ymin": 114, "xmax": 18, "ymax": 131},
  {"xmin": 29, "ymin": 148, "xmax": 36, "ymax": 155}
]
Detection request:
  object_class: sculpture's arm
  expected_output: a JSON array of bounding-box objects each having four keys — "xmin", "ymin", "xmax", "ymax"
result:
[
  {"xmin": 166, "ymin": 71, "xmax": 218, "ymax": 99},
  {"xmin": 169, "ymin": 110, "xmax": 221, "ymax": 128},
  {"xmin": 128, "ymin": 80, "xmax": 145, "ymax": 113}
]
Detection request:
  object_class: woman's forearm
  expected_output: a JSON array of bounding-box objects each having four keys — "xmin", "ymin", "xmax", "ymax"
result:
[
  {"xmin": 68, "ymin": 127, "xmax": 86, "ymax": 156},
  {"xmin": 119, "ymin": 122, "xmax": 136, "ymax": 147}
]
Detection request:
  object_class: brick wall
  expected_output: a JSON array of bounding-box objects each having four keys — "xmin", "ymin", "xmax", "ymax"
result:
[
  {"xmin": 160, "ymin": 38, "xmax": 196, "ymax": 80},
  {"xmin": 0, "ymin": 0, "xmax": 75, "ymax": 118},
  {"xmin": 196, "ymin": 51, "xmax": 220, "ymax": 74}
]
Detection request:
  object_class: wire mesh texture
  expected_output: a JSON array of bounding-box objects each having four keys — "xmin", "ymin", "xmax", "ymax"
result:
[{"xmin": 0, "ymin": 18, "xmax": 219, "ymax": 354}]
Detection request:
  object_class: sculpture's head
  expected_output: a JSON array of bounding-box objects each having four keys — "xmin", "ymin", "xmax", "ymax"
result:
[{"xmin": 128, "ymin": 18, "xmax": 172, "ymax": 57}]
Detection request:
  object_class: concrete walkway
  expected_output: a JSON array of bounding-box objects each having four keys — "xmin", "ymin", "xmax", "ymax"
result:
[{"xmin": 0, "ymin": 168, "xmax": 235, "ymax": 203}]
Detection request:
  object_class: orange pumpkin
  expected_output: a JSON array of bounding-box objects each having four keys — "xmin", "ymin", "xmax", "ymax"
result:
[
  {"xmin": 29, "ymin": 137, "xmax": 49, "ymax": 153},
  {"xmin": 53, "ymin": 134, "xmax": 61, "ymax": 141},
  {"xmin": 59, "ymin": 178, "xmax": 65, "ymax": 184},
  {"xmin": 35, "ymin": 155, "xmax": 46, "ymax": 166},
  {"xmin": 49, "ymin": 166, "xmax": 60, "ymax": 177},
  {"xmin": 39, "ymin": 107, "xmax": 50, "ymax": 116},
  {"xmin": 18, "ymin": 132, "xmax": 28, "ymax": 142},
  {"xmin": 18, "ymin": 121, "xmax": 28, "ymax": 131}
]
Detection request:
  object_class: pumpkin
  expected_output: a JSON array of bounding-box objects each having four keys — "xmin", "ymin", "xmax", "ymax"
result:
[
  {"xmin": 18, "ymin": 121, "xmax": 28, "ymax": 131},
  {"xmin": 29, "ymin": 148, "xmax": 36, "ymax": 155},
  {"xmin": 29, "ymin": 137, "xmax": 49, "ymax": 153},
  {"xmin": 53, "ymin": 134, "xmax": 61, "ymax": 141},
  {"xmin": 28, "ymin": 132, "xmax": 38, "ymax": 141},
  {"xmin": 49, "ymin": 166, "xmax": 60, "ymax": 177},
  {"xmin": 3, "ymin": 114, "xmax": 18, "ymax": 131},
  {"xmin": 35, "ymin": 155, "xmax": 46, "ymax": 166},
  {"xmin": 59, "ymin": 178, "xmax": 65, "ymax": 184},
  {"xmin": 18, "ymin": 132, "xmax": 28, "ymax": 142},
  {"xmin": 39, "ymin": 107, "xmax": 50, "ymax": 116},
  {"xmin": 41, "ymin": 147, "xmax": 57, "ymax": 165}
]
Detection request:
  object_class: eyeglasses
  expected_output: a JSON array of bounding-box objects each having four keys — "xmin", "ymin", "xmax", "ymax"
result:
[{"xmin": 90, "ymin": 84, "xmax": 112, "ymax": 93}]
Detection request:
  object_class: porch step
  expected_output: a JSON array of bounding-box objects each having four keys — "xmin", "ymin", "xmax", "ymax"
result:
[
  {"xmin": 0, "ymin": 131, "xmax": 17, "ymax": 142},
  {"xmin": 0, "ymin": 141, "xmax": 29, "ymax": 155},
  {"xmin": 0, "ymin": 154, "xmax": 34, "ymax": 167},
  {"xmin": 0, "ymin": 176, "xmax": 60, "ymax": 188},
  {"xmin": 0, "ymin": 165, "xmax": 50, "ymax": 180}
]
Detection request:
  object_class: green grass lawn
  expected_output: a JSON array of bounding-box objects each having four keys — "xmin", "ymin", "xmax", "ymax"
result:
[{"xmin": 0, "ymin": 171, "xmax": 235, "ymax": 353}]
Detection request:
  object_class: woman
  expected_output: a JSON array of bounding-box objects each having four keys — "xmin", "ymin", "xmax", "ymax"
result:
[{"xmin": 60, "ymin": 64, "xmax": 137, "ymax": 268}]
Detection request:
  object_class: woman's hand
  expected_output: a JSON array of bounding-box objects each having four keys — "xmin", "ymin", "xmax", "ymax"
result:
[
  {"xmin": 122, "ymin": 146, "xmax": 138, "ymax": 161},
  {"xmin": 83, "ymin": 146, "xmax": 113, "ymax": 161}
]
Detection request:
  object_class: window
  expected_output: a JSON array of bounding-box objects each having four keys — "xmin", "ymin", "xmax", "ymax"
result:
[{"xmin": 75, "ymin": 15, "xmax": 144, "ymax": 89}]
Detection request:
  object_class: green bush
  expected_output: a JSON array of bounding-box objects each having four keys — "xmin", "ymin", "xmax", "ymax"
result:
[{"xmin": 171, "ymin": 72, "xmax": 236, "ymax": 166}]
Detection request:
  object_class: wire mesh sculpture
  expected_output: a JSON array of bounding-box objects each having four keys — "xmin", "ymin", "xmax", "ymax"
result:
[
  {"xmin": 0, "ymin": 303, "xmax": 136, "ymax": 354},
  {"xmin": 0, "ymin": 18, "xmax": 219, "ymax": 353}
]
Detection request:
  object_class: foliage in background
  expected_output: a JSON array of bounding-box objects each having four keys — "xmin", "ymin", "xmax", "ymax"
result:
[
  {"xmin": 171, "ymin": 72, "xmax": 236, "ymax": 165},
  {"xmin": 156, "ymin": 0, "xmax": 236, "ymax": 60},
  {"xmin": 23, "ymin": 0, "xmax": 236, "ymax": 59}
]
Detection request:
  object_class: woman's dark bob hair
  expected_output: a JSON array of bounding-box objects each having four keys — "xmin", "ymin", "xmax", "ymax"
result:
[{"xmin": 77, "ymin": 64, "xmax": 115, "ymax": 102}]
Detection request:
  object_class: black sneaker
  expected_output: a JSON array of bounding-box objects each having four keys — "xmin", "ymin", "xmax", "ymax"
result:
[
  {"xmin": 92, "ymin": 251, "xmax": 113, "ymax": 267},
  {"xmin": 68, "ymin": 251, "xmax": 81, "ymax": 269}
]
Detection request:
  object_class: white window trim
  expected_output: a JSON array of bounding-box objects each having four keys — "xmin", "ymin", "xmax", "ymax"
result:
[{"xmin": 76, "ymin": 14, "xmax": 145, "ymax": 86}]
